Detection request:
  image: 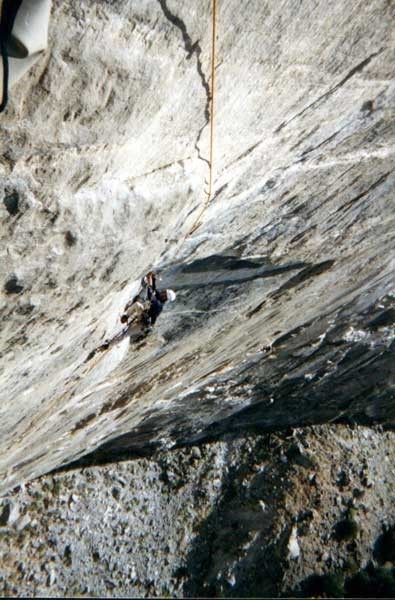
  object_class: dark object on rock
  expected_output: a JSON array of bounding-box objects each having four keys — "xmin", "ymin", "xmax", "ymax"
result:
[
  {"xmin": 286, "ymin": 442, "xmax": 314, "ymax": 468},
  {"xmin": 111, "ymin": 487, "xmax": 120, "ymax": 500},
  {"xmin": 85, "ymin": 340, "xmax": 110, "ymax": 362},
  {"xmin": 46, "ymin": 277, "xmax": 57, "ymax": 289},
  {"xmin": 85, "ymin": 349, "xmax": 96, "ymax": 362},
  {"xmin": 17, "ymin": 302, "xmax": 34, "ymax": 316},
  {"xmin": 4, "ymin": 275, "xmax": 23, "ymax": 294},
  {"xmin": 334, "ymin": 517, "xmax": 359, "ymax": 541},
  {"xmin": 337, "ymin": 470, "xmax": 350, "ymax": 488},
  {"xmin": 368, "ymin": 308, "xmax": 395, "ymax": 330},
  {"xmin": 297, "ymin": 564, "xmax": 395, "ymax": 598},
  {"xmin": 63, "ymin": 544, "xmax": 72, "ymax": 566},
  {"xmin": 346, "ymin": 563, "xmax": 395, "ymax": 598},
  {"xmin": 374, "ymin": 526, "xmax": 395, "ymax": 564},
  {"xmin": 361, "ymin": 99, "xmax": 374, "ymax": 114},
  {"xmin": 299, "ymin": 572, "xmax": 345, "ymax": 598},
  {"xmin": 0, "ymin": 503, "xmax": 10, "ymax": 526},
  {"xmin": 65, "ymin": 231, "xmax": 77, "ymax": 247},
  {"xmin": 3, "ymin": 191, "xmax": 19, "ymax": 215}
]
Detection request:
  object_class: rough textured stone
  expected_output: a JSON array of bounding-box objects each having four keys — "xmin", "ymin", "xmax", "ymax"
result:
[
  {"xmin": 0, "ymin": 0, "xmax": 394, "ymax": 494},
  {"xmin": 0, "ymin": 425, "xmax": 394, "ymax": 597},
  {"xmin": 0, "ymin": 1, "xmax": 394, "ymax": 594}
]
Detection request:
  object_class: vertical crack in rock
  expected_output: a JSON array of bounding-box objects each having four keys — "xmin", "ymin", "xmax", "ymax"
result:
[
  {"xmin": 157, "ymin": 0, "xmax": 211, "ymax": 167},
  {"xmin": 275, "ymin": 49, "xmax": 384, "ymax": 133}
]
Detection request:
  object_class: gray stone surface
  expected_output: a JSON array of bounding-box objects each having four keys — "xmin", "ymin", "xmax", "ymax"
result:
[
  {"xmin": 0, "ymin": 0, "xmax": 394, "ymax": 494},
  {"xmin": 0, "ymin": 425, "xmax": 394, "ymax": 597},
  {"xmin": 0, "ymin": 1, "xmax": 394, "ymax": 594}
]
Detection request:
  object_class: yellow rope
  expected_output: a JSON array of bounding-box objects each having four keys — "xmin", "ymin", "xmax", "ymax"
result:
[{"xmin": 183, "ymin": 0, "xmax": 217, "ymax": 240}]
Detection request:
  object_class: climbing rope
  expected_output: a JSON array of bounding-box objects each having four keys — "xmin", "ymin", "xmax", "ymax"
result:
[
  {"xmin": 182, "ymin": 0, "xmax": 217, "ymax": 241},
  {"xmin": 81, "ymin": 0, "xmax": 219, "ymax": 373}
]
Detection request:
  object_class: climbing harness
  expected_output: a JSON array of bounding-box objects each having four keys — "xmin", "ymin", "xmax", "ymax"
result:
[{"xmin": 0, "ymin": 0, "xmax": 51, "ymax": 112}]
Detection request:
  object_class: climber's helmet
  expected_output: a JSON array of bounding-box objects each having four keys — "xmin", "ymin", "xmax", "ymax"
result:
[{"xmin": 166, "ymin": 289, "xmax": 176, "ymax": 302}]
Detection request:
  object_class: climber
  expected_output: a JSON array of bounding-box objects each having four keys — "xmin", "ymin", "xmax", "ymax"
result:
[
  {"xmin": 120, "ymin": 271, "xmax": 176, "ymax": 333},
  {"xmin": 85, "ymin": 272, "xmax": 176, "ymax": 362}
]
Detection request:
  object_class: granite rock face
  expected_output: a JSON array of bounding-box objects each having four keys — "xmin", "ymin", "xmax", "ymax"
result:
[
  {"xmin": 0, "ymin": 425, "xmax": 394, "ymax": 597},
  {"xmin": 0, "ymin": 0, "xmax": 394, "ymax": 496}
]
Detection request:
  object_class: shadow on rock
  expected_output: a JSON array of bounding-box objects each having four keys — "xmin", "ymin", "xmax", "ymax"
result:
[
  {"xmin": 161, "ymin": 252, "xmax": 308, "ymax": 291},
  {"xmin": 176, "ymin": 438, "xmax": 292, "ymax": 598},
  {"xmin": 290, "ymin": 562, "xmax": 395, "ymax": 599}
]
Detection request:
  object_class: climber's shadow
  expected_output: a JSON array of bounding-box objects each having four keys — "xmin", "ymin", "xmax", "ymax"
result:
[{"xmin": 160, "ymin": 252, "xmax": 306, "ymax": 292}]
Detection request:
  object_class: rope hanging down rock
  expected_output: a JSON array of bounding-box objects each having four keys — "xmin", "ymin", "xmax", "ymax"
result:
[{"xmin": 183, "ymin": 0, "xmax": 217, "ymax": 240}]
